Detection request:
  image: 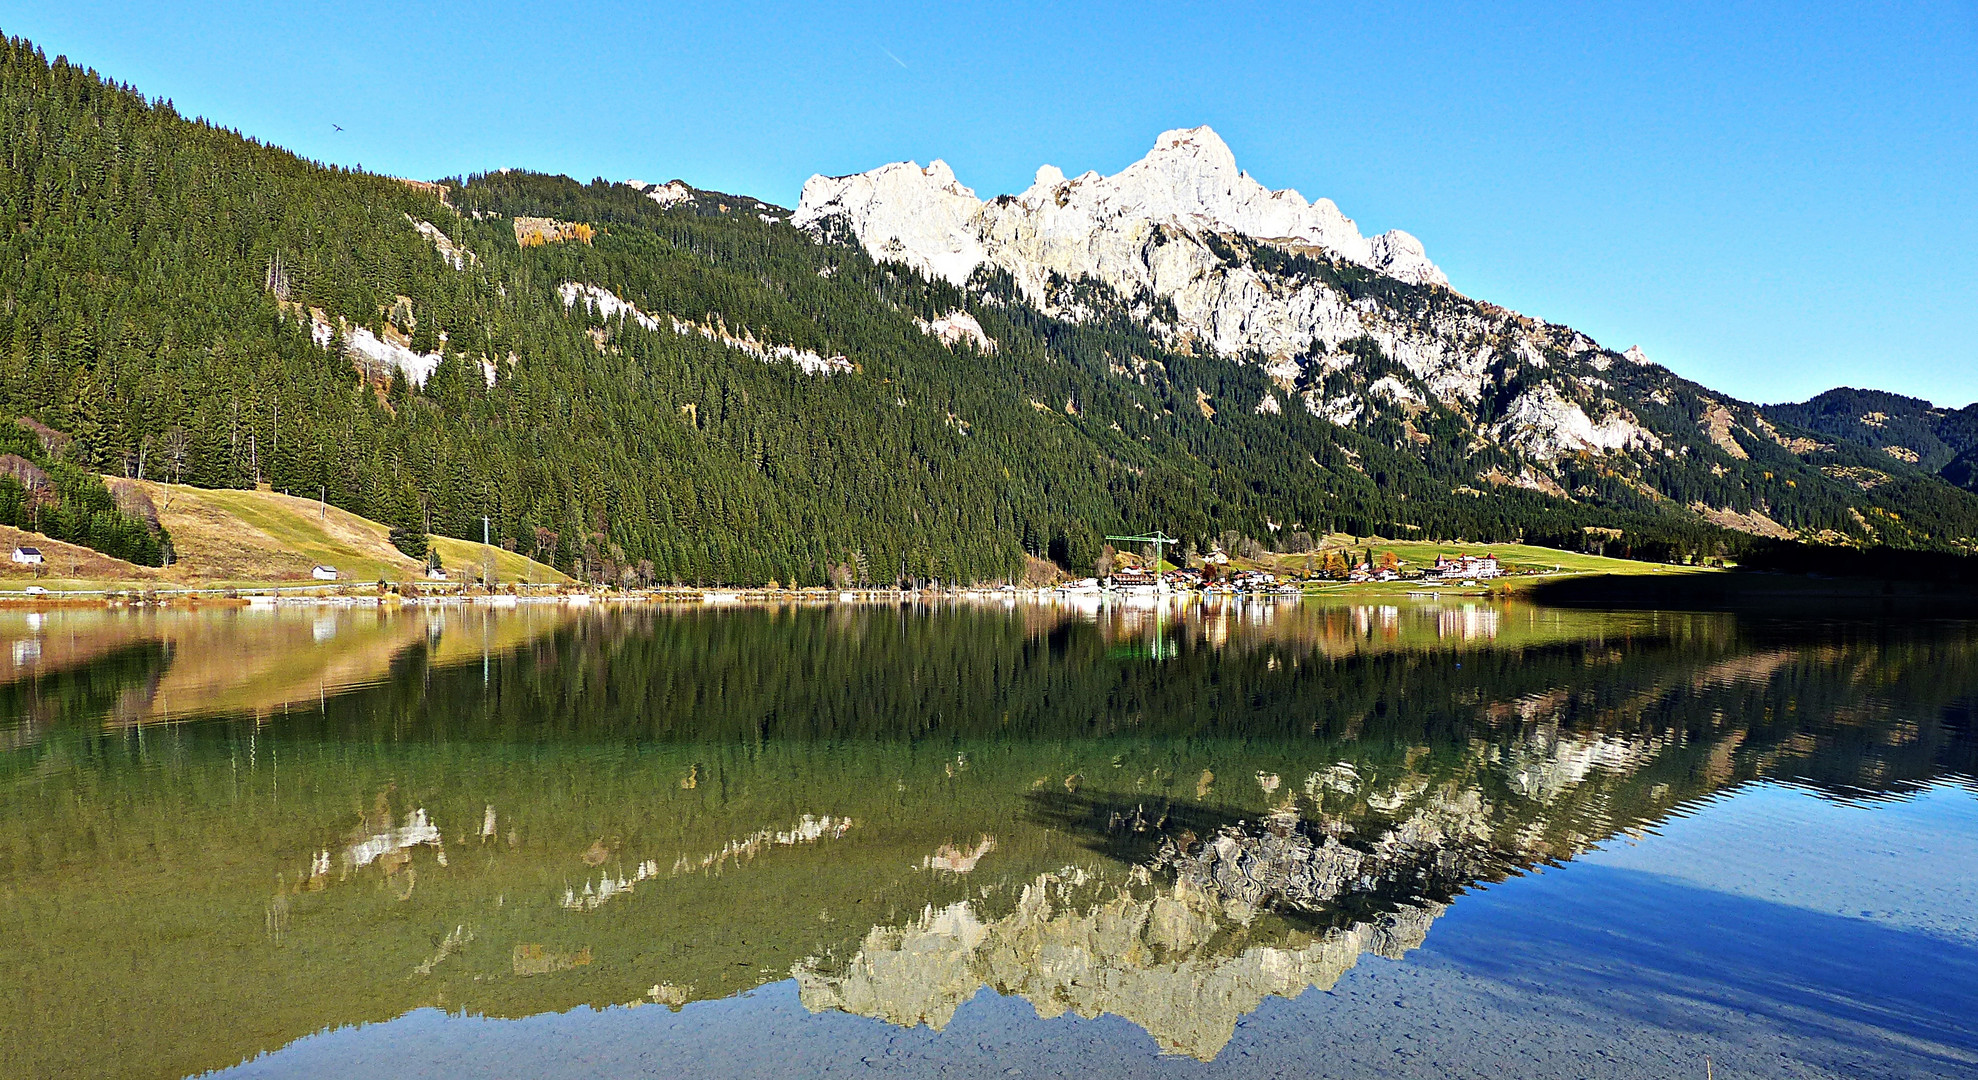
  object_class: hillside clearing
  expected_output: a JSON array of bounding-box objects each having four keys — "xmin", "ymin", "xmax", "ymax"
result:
[{"xmin": 0, "ymin": 480, "xmax": 568, "ymax": 590}]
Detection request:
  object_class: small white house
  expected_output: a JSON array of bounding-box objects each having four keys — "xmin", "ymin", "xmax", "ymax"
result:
[
  {"xmin": 311, "ymin": 565, "xmax": 339, "ymax": 581},
  {"xmin": 11, "ymin": 546, "xmax": 43, "ymax": 565}
]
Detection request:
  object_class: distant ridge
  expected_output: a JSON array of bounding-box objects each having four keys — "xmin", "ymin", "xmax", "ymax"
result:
[{"xmin": 1766, "ymin": 387, "xmax": 1978, "ymax": 492}]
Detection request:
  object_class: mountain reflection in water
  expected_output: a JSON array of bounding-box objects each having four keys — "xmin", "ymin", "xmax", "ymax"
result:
[{"xmin": 0, "ymin": 599, "xmax": 1974, "ymax": 1079}]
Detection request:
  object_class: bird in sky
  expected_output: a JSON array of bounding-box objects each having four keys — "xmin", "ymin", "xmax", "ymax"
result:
[{"xmin": 331, "ymin": 123, "xmax": 343, "ymax": 132}]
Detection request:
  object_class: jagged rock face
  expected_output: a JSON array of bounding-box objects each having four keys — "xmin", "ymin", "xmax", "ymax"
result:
[
  {"xmin": 788, "ymin": 128, "xmax": 1962, "ymax": 539},
  {"xmin": 793, "ymin": 129, "xmax": 1475, "ymax": 390},
  {"xmin": 794, "ymin": 126, "xmax": 1444, "ymax": 299},
  {"xmin": 792, "ymin": 127, "xmax": 1690, "ymax": 488},
  {"xmin": 1492, "ymin": 382, "xmax": 1662, "ymax": 462}
]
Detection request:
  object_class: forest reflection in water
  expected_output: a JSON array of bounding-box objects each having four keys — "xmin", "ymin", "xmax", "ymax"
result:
[{"xmin": 0, "ymin": 598, "xmax": 1974, "ymax": 1079}]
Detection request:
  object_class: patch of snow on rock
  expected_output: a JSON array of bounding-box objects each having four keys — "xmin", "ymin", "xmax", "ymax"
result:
[
  {"xmin": 1256, "ymin": 393, "xmax": 1282, "ymax": 415},
  {"xmin": 347, "ymin": 327, "xmax": 442, "ymax": 386}
]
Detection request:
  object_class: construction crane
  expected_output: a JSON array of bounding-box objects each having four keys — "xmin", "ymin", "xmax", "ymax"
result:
[{"xmin": 1105, "ymin": 531, "xmax": 1180, "ymax": 574}]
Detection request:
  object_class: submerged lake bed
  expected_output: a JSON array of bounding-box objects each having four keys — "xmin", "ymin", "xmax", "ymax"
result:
[{"xmin": 1, "ymin": 598, "xmax": 1974, "ymax": 1079}]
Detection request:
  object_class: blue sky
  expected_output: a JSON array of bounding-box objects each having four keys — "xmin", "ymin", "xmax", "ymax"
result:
[{"xmin": 5, "ymin": 1, "xmax": 1973, "ymax": 406}]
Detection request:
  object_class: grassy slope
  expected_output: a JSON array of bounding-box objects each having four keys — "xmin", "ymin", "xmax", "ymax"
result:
[
  {"xmin": 1235, "ymin": 535, "xmax": 1711, "ymax": 593},
  {"xmin": 0, "ymin": 481, "xmax": 569, "ymax": 590}
]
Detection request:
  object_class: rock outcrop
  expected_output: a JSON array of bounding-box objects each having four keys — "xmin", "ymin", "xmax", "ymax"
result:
[
  {"xmin": 782, "ymin": 127, "xmax": 1957, "ymax": 542},
  {"xmin": 795, "ymin": 127, "xmax": 1444, "ymax": 293},
  {"xmin": 559, "ymin": 282, "xmax": 854, "ymax": 375},
  {"xmin": 790, "ymin": 127, "xmax": 1708, "ymax": 496}
]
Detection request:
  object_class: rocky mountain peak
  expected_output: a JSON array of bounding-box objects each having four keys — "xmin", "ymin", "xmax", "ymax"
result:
[
  {"xmin": 1126, "ymin": 124, "xmax": 1248, "ymax": 198},
  {"xmin": 784, "ymin": 130, "xmax": 1976, "ymax": 542},
  {"xmin": 918, "ymin": 159, "xmax": 972, "ymax": 196},
  {"xmin": 795, "ymin": 126, "xmax": 1447, "ymax": 291},
  {"xmin": 1147, "ymin": 123, "xmax": 1240, "ymax": 165}
]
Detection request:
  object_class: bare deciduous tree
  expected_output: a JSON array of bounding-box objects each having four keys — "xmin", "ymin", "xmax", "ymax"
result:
[{"xmin": 161, "ymin": 426, "xmax": 189, "ymax": 484}]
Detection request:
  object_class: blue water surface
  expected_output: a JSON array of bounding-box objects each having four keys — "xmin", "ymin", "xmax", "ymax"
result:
[{"xmin": 216, "ymin": 781, "xmax": 1978, "ymax": 1080}]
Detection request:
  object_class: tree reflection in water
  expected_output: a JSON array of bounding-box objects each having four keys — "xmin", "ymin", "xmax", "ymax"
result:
[{"xmin": 0, "ymin": 600, "xmax": 1974, "ymax": 1078}]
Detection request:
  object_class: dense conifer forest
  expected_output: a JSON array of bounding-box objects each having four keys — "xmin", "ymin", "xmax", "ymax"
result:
[
  {"xmin": 2, "ymin": 36, "xmax": 1975, "ymax": 581},
  {"xmin": 1768, "ymin": 387, "xmax": 1978, "ymax": 491}
]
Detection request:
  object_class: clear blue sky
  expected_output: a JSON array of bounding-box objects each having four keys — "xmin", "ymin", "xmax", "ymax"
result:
[{"xmin": 4, "ymin": 1, "xmax": 1973, "ymax": 407}]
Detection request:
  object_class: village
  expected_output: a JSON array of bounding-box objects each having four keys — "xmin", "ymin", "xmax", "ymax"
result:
[{"xmin": 1053, "ymin": 547, "xmax": 1506, "ymax": 598}]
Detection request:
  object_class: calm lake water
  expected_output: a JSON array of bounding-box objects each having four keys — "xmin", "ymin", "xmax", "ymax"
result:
[{"xmin": 2, "ymin": 598, "xmax": 1975, "ymax": 1079}]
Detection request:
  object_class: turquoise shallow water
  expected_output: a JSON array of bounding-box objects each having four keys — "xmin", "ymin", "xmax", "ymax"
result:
[{"xmin": 1, "ymin": 600, "xmax": 1974, "ymax": 1079}]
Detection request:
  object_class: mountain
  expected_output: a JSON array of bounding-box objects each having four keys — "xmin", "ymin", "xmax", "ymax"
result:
[
  {"xmin": 1765, "ymin": 387, "xmax": 1978, "ymax": 492},
  {"xmin": 2, "ymin": 35, "xmax": 1976, "ymax": 584},
  {"xmin": 792, "ymin": 126, "xmax": 1448, "ymax": 298},
  {"xmin": 794, "ymin": 128, "xmax": 1978, "ymax": 553}
]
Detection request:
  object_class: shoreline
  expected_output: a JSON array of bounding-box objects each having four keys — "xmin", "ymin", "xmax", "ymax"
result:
[
  {"xmin": 0, "ymin": 569, "xmax": 1705, "ymax": 609},
  {"xmin": 4, "ymin": 566, "xmax": 1961, "ymax": 615}
]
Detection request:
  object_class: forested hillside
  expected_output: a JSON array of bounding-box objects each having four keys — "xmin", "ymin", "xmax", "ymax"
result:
[
  {"xmin": 1766, "ymin": 388, "xmax": 1978, "ymax": 492},
  {"xmin": 2, "ymin": 35, "xmax": 1976, "ymax": 583}
]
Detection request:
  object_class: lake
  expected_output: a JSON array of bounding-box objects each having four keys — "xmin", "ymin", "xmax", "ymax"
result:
[{"xmin": 1, "ymin": 597, "xmax": 1974, "ymax": 1079}]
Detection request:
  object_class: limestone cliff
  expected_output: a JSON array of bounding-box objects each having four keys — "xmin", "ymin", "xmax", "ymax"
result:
[{"xmin": 790, "ymin": 128, "xmax": 1707, "ymax": 502}]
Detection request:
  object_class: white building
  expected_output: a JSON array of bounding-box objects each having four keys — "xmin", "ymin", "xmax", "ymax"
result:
[
  {"xmin": 311, "ymin": 565, "xmax": 339, "ymax": 581},
  {"xmin": 11, "ymin": 546, "xmax": 43, "ymax": 565},
  {"xmin": 1432, "ymin": 554, "xmax": 1501, "ymax": 580}
]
